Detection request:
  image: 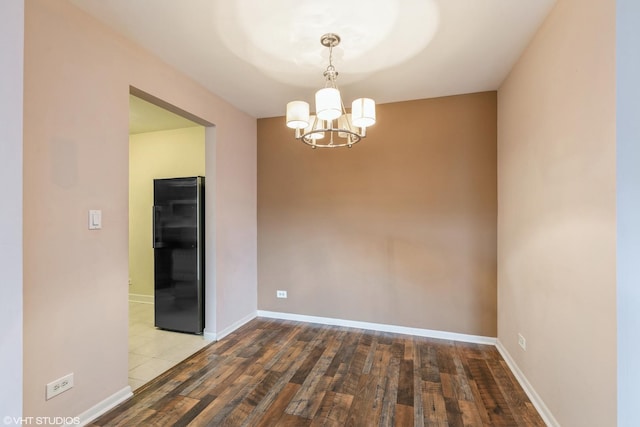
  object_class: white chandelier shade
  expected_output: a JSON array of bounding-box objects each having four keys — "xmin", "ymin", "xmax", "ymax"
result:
[
  {"xmin": 285, "ymin": 33, "xmax": 376, "ymax": 148},
  {"xmin": 303, "ymin": 115, "xmax": 325, "ymax": 140},
  {"xmin": 315, "ymin": 88, "xmax": 342, "ymax": 121},
  {"xmin": 285, "ymin": 101, "xmax": 310, "ymax": 129},
  {"xmin": 352, "ymin": 98, "xmax": 376, "ymax": 128}
]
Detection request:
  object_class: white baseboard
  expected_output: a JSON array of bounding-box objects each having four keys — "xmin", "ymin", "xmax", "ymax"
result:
[
  {"xmin": 203, "ymin": 330, "xmax": 217, "ymax": 342},
  {"xmin": 256, "ymin": 310, "xmax": 496, "ymax": 345},
  {"xmin": 71, "ymin": 386, "xmax": 132, "ymax": 427},
  {"xmin": 495, "ymin": 340, "xmax": 559, "ymax": 427},
  {"xmin": 128, "ymin": 293, "xmax": 153, "ymax": 304},
  {"xmin": 216, "ymin": 312, "xmax": 257, "ymax": 341}
]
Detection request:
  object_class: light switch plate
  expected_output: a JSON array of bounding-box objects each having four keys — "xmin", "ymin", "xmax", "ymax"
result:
[{"xmin": 88, "ymin": 210, "xmax": 102, "ymax": 230}]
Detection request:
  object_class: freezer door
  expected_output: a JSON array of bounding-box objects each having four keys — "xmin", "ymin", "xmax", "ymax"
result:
[{"xmin": 153, "ymin": 178, "xmax": 198, "ymax": 249}]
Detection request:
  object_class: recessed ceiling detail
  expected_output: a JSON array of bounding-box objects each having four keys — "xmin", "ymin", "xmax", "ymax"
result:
[
  {"xmin": 69, "ymin": 0, "xmax": 557, "ymax": 118},
  {"xmin": 213, "ymin": 0, "xmax": 439, "ymax": 87}
]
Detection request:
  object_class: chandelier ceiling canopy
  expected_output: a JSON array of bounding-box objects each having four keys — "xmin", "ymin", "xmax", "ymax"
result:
[{"xmin": 286, "ymin": 33, "xmax": 376, "ymax": 149}]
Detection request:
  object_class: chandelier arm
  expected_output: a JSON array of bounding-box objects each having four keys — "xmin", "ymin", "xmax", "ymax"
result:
[
  {"xmin": 300, "ymin": 127, "xmax": 362, "ymax": 146},
  {"xmin": 339, "ymin": 97, "xmax": 355, "ymax": 134}
]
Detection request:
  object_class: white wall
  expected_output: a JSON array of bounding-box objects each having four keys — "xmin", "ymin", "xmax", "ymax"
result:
[
  {"xmin": 617, "ymin": 0, "xmax": 640, "ymax": 425},
  {"xmin": 0, "ymin": 0, "xmax": 24, "ymax": 421}
]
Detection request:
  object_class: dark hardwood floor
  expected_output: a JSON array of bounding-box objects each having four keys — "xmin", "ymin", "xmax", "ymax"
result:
[{"xmin": 91, "ymin": 318, "xmax": 544, "ymax": 426}]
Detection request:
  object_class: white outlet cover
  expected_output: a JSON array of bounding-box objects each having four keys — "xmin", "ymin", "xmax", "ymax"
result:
[
  {"xmin": 46, "ymin": 373, "xmax": 74, "ymax": 400},
  {"xmin": 276, "ymin": 290, "xmax": 287, "ymax": 298},
  {"xmin": 518, "ymin": 333, "xmax": 526, "ymax": 350}
]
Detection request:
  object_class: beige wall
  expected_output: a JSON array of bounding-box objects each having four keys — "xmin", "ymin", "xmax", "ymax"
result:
[
  {"xmin": 129, "ymin": 126, "xmax": 205, "ymax": 297},
  {"xmin": 0, "ymin": 0, "xmax": 23, "ymax": 419},
  {"xmin": 258, "ymin": 93, "xmax": 497, "ymax": 336},
  {"xmin": 497, "ymin": 0, "xmax": 616, "ymax": 425},
  {"xmin": 23, "ymin": 0, "xmax": 256, "ymax": 420}
]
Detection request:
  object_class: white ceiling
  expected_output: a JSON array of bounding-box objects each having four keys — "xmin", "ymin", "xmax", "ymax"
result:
[{"xmin": 71, "ymin": 0, "xmax": 556, "ymax": 119}]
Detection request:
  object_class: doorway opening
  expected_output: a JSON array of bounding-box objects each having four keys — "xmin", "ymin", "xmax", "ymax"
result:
[{"xmin": 127, "ymin": 89, "xmax": 213, "ymax": 391}]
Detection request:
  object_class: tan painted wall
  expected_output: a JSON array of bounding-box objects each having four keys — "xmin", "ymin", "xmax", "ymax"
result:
[
  {"xmin": 129, "ymin": 126, "xmax": 205, "ymax": 297},
  {"xmin": 258, "ymin": 93, "xmax": 497, "ymax": 336},
  {"xmin": 23, "ymin": 0, "xmax": 256, "ymax": 419},
  {"xmin": 497, "ymin": 0, "xmax": 616, "ymax": 425}
]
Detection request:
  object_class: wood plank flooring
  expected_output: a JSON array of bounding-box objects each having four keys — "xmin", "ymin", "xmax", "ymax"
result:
[{"xmin": 91, "ymin": 318, "xmax": 545, "ymax": 426}]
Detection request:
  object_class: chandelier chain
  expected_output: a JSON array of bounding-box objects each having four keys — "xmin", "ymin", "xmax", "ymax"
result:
[{"xmin": 324, "ymin": 43, "xmax": 338, "ymax": 88}]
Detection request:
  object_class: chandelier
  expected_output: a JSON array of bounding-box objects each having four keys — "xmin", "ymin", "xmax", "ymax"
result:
[{"xmin": 286, "ymin": 33, "xmax": 376, "ymax": 148}]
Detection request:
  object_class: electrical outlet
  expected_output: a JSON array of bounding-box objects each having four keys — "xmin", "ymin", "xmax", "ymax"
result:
[
  {"xmin": 518, "ymin": 333, "xmax": 526, "ymax": 351},
  {"xmin": 46, "ymin": 373, "xmax": 74, "ymax": 400},
  {"xmin": 276, "ymin": 290, "xmax": 287, "ymax": 299}
]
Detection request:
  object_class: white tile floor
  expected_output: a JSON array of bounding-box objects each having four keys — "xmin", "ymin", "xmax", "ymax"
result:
[{"xmin": 128, "ymin": 301, "xmax": 210, "ymax": 391}]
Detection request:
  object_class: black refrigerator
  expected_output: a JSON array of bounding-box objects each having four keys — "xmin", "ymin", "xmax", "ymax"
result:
[{"xmin": 153, "ymin": 176, "xmax": 205, "ymax": 334}]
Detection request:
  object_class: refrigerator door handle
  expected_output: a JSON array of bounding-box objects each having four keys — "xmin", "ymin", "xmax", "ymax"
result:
[
  {"xmin": 152, "ymin": 205, "xmax": 158, "ymax": 248},
  {"xmin": 196, "ymin": 178, "xmax": 201, "ymax": 280}
]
